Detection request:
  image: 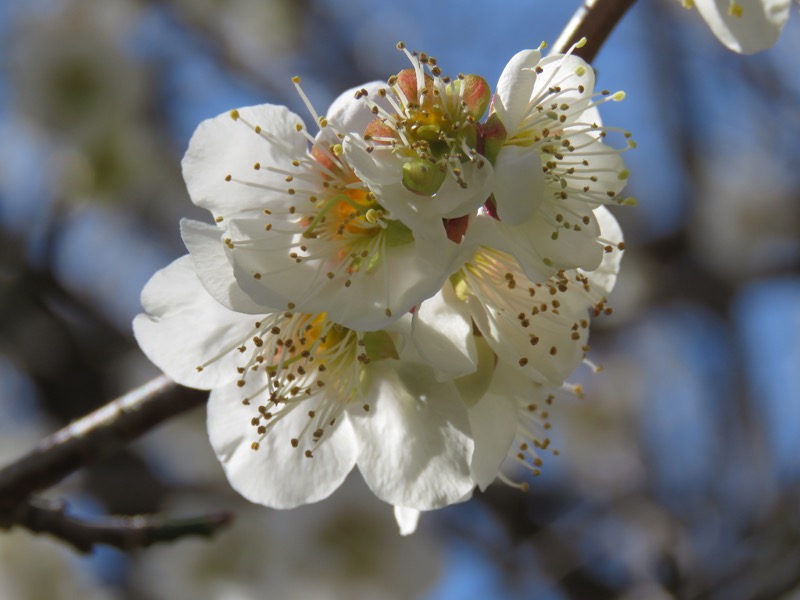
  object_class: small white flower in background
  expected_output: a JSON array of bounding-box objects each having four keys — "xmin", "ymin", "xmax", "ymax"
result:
[
  {"xmin": 133, "ymin": 480, "xmax": 443, "ymax": 600},
  {"xmin": 134, "ymin": 40, "xmax": 630, "ymax": 533},
  {"xmin": 681, "ymin": 0, "xmax": 793, "ymax": 53}
]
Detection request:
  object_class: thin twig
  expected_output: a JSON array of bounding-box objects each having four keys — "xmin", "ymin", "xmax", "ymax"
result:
[
  {"xmin": 15, "ymin": 498, "xmax": 232, "ymax": 554},
  {"xmin": 550, "ymin": 0, "xmax": 638, "ymax": 63},
  {"xmin": 0, "ymin": 375, "xmax": 207, "ymax": 521}
]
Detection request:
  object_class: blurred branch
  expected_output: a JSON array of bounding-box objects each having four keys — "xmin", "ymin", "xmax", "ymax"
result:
[
  {"xmin": 551, "ymin": 0, "xmax": 638, "ymax": 62},
  {"xmin": 13, "ymin": 497, "xmax": 231, "ymax": 554},
  {"xmin": 0, "ymin": 375, "xmax": 207, "ymax": 520}
]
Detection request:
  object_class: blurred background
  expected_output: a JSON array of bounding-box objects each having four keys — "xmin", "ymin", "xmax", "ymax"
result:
[{"xmin": 1, "ymin": 0, "xmax": 799, "ymax": 598}]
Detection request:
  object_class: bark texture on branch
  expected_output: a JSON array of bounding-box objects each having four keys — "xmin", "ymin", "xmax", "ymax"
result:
[
  {"xmin": 551, "ymin": 0, "xmax": 638, "ymax": 63},
  {"xmin": 0, "ymin": 376, "xmax": 207, "ymax": 521}
]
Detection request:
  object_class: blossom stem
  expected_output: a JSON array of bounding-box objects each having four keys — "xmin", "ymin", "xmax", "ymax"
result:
[
  {"xmin": 0, "ymin": 375, "xmax": 207, "ymax": 521},
  {"xmin": 551, "ymin": 0, "xmax": 639, "ymax": 63}
]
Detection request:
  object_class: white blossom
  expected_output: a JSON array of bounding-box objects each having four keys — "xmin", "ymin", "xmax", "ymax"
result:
[
  {"xmin": 180, "ymin": 83, "xmax": 459, "ymax": 331},
  {"xmin": 473, "ymin": 44, "xmax": 632, "ymax": 282},
  {"xmin": 412, "ymin": 205, "xmax": 624, "ymax": 495},
  {"xmin": 681, "ymin": 0, "xmax": 792, "ymax": 53},
  {"xmin": 343, "ymin": 43, "xmax": 495, "ymax": 230},
  {"xmin": 134, "ymin": 256, "xmax": 474, "ymax": 511}
]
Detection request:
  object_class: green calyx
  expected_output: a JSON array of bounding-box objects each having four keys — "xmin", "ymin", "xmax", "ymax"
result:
[{"xmin": 362, "ymin": 330, "xmax": 400, "ymax": 361}]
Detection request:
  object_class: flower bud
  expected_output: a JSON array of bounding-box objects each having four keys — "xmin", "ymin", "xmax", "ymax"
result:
[
  {"xmin": 402, "ymin": 158, "xmax": 447, "ymax": 195},
  {"xmin": 479, "ymin": 113, "xmax": 507, "ymax": 165},
  {"xmin": 456, "ymin": 74, "xmax": 491, "ymax": 120}
]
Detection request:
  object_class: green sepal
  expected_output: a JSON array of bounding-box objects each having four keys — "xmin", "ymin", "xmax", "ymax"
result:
[
  {"xmin": 384, "ymin": 219, "xmax": 415, "ymax": 247},
  {"xmin": 454, "ymin": 335, "xmax": 496, "ymax": 407},
  {"xmin": 363, "ymin": 330, "xmax": 400, "ymax": 361}
]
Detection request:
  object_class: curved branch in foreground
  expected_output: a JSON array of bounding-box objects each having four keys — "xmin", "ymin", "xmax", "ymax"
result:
[
  {"xmin": 17, "ymin": 498, "xmax": 232, "ymax": 554},
  {"xmin": 0, "ymin": 375, "xmax": 208, "ymax": 520},
  {"xmin": 551, "ymin": 0, "xmax": 638, "ymax": 63}
]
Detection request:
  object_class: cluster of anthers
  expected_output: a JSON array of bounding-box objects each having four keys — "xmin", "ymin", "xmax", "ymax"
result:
[{"xmin": 358, "ymin": 42, "xmax": 490, "ymax": 193}]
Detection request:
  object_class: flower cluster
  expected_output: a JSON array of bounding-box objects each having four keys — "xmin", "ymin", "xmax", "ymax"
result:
[{"xmin": 134, "ymin": 40, "xmax": 632, "ymax": 531}]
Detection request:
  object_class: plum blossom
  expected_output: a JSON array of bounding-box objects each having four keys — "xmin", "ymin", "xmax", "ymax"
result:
[
  {"xmin": 343, "ymin": 43, "xmax": 495, "ymax": 230},
  {"xmin": 180, "ymin": 82, "xmax": 460, "ymax": 331},
  {"xmin": 134, "ymin": 256, "xmax": 475, "ymax": 511},
  {"xmin": 470, "ymin": 41, "xmax": 632, "ymax": 284},
  {"xmin": 399, "ymin": 205, "xmax": 624, "ymax": 532},
  {"xmin": 414, "ymin": 205, "xmax": 623, "ymax": 397},
  {"xmin": 681, "ymin": 0, "xmax": 793, "ymax": 53}
]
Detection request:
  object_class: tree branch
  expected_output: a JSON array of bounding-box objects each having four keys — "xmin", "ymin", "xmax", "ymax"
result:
[
  {"xmin": 15, "ymin": 498, "xmax": 232, "ymax": 554},
  {"xmin": 0, "ymin": 375, "xmax": 207, "ymax": 521},
  {"xmin": 551, "ymin": 0, "xmax": 638, "ymax": 63}
]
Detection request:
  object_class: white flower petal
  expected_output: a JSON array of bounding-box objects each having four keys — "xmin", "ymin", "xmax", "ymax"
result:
[
  {"xmin": 693, "ymin": 0, "xmax": 791, "ymax": 53},
  {"xmin": 461, "ymin": 215, "xmax": 547, "ymax": 278},
  {"xmin": 494, "ymin": 49, "xmax": 543, "ymax": 134},
  {"xmin": 412, "ymin": 282, "xmax": 477, "ymax": 379},
  {"xmin": 351, "ymin": 360, "xmax": 474, "ymax": 510},
  {"xmin": 182, "ymin": 104, "xmax": 307, "ymax": 218},
  {"xmin": 551, "ymin": 132, "xmax": 628, "ymax": 206},
  {"xmin": 468, "ymin": 362, "xmax": 520, "ymax": 490},
  {"xmin": 327, "ymin": 81, "xmax": 390, "ymax": 134},
  {"xmin": 453, "ymin": 334, "xmax": 497, "ymax": 408},
  {"xmin": 435, "ymin": 160, "xmax": 495, "ymax": 220},
  {"xmin": 466, "ymin": 295, "xmax": 586, "ymax": 386},
  {"xmin": 534, "ymin": 54, "xmax": 596, "ymax": 123},
  {"xmin": 342, "ymin": 135, "xmax": 401, "ymax": 186},
  {"xmin": 181, "ymin": 219, "xmax": 266, "ymax": 314},
  {"xmin": 207, "ymin": 379, "xmax": 358, "ymax": 509},
  {"xmin": 223, "ymin": 216, "xmax": 458, "ymax": 331},
  {"xmin": 393, "ymin": 506, "xmax": 421, "ymax": 536},
  {"xmin": 581, "ymin": 206, "xmax": 624, "ymax": 301},
  {"xmin": 529, "ymin": 206, "xmax": 604, "ymax": 272},
  {"xmin": 133, "ymin": 255, "xmax": 259, "ymax": 388},
  {"xmin": 492, "ymin": 145, "xmax": 545, "ymax": 225}
]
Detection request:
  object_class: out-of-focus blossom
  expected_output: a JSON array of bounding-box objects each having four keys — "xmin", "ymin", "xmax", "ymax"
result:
[
  {"xmin": 691, "ymin": 152, "xmax": 800, "ymax": 281},
  {"xmin": 680, "ymin": 0, "xmax": 793, "ymax": 53},
  {"xmin": 8, "ymin": 1, "xmax": 143, "ymax": 141},
  {"xmin": 132, "ymin": 479, "xmax": 442, "ymax": 600},
  {"xmin": 0, "ymin": 530, "xmax": 118, "ymax": 600},
  {"xmin": 6, "ymin": 0, "xmax": 182, "ymax": 208}
]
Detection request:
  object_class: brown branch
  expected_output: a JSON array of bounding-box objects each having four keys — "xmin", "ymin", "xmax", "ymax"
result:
[
  {"xmin": 14, "ymin": 498, "xmax": 232, "ymax": 554},
  {"xmin": 551, "ymin": 0, "xmax": 638, "ymax": 63},
  {"xmin": 0, "ymin": 375, "xmax": 208, "ymax": 521}
]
